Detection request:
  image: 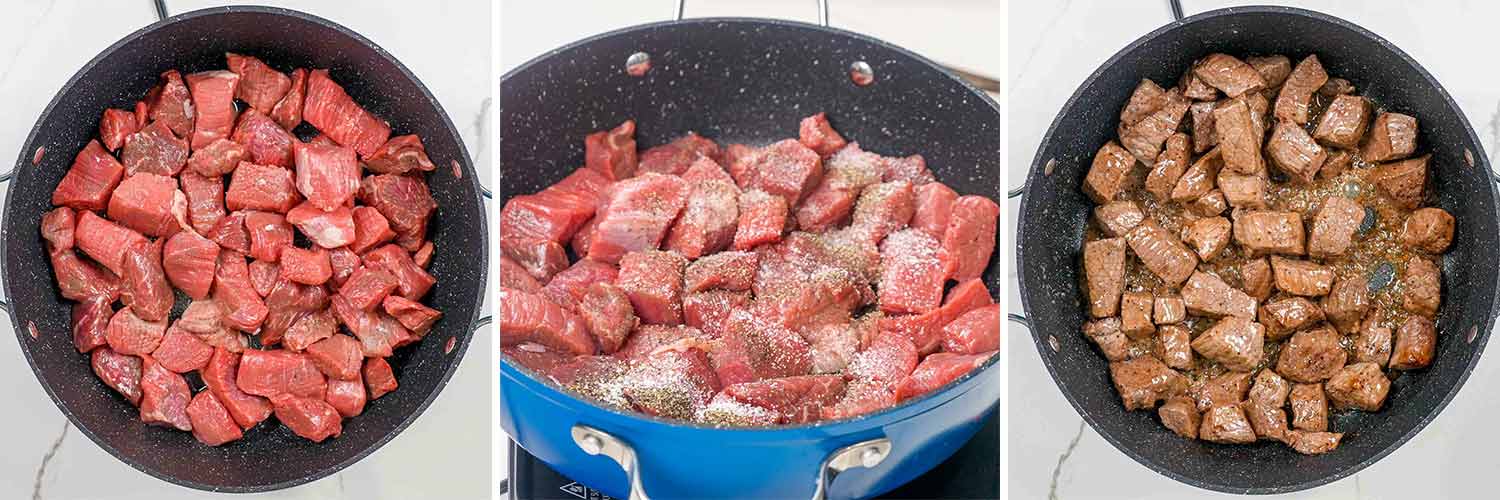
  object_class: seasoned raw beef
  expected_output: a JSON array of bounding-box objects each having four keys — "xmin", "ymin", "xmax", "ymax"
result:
[
  {"xmin": 587, "ymin": 173, "xmax": 689, "ymax": 263},
  {"xmin": 585, "ymin": 120, "xmax": 638, "ymax": 180}
]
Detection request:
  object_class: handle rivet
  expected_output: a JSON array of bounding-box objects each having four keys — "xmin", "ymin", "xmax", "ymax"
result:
[
  {"xmin": 849, "ymin": 61, "xmax": 874, "ymax": 86},
  {"xmin": 860, "ymin": 446, "xmax": 883, "ymax": 467},
  {"xmin": 581, "ymin": 434, "xmax": 604, "ymax": 454},
  {"xmin": 626, "ymin": 52, "xmax": 652, "ymax": 76}
]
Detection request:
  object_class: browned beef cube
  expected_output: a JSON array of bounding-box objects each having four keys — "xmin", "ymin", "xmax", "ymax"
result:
[
  {"xmin": 1084, "ymin": 317, "xmax": 1130, "ymax": 362},
  {"xmin": 1181, "ymin": 270, "xmax": 1256, "ymax": 319},
  {"xmin": 1199, "ymin": 405, "xmax": 1257, "ymax": 444},
  {"xmin": 1084, "ymin": 238, "xmax": 1127, "ymax": 318},
  {"xmin": 1109, "ymin": 356, "xmax": 1188, "ymax": 410},
  {"xmin": 1187, "ymin": 189, "xmax": 1228, "ymax": 217},
  {"xmin": 1180, "ymin": 70, "xmax": 1218, "ymax": 101},
  {"xmin": 1120, "ymin": 79, "xmax": 1169, "ymax": 127},
  {"xmin": 1287, "ymin": 430, "xmax": 1343, "ymax": 455},
  {"xmin": 1322, "ymin": 276, "xmax": 1370, "ymax": 334},
  {"xmin": 1094, "ymin": 200, "xmax": 1145, "ymax": 237},
  {"xmin": 1233, "ymin": 211, "xmax": 1305, "ymax": 256},
  {"xmin": 1308, "ymin": 196, "xmax": 1364, "ymax": 258},
  {"xmin": 1371, "ymin": 155, "xmax": 1429, "ymax": 210},
  {"xmin": 1249, "ymin": 369, "xmax": 1291, "ymax": 407},
  {"xmin": 1191, "ymin": 317, "xmax": 1264, "ymax": 371},
  {"xmin": 1119, "ymin": 89, "xmax": 1190, "ymax": 164},
  {"xmin": 1266, "ymin": 122, "xmax": 1327, "ymax": 183},
  {"xmin": 1241, "ymin": 257, "xmax": 1273, "ymax": 301},
  {"xmin": 1401, "ymin": 207, "xmax": 1454, "ymax": 254},
  {"xmin": 1289, "ymin": 383, "xmax": 1329, "ymax": 431},
  {"xmin": 1145, "ymin": 133, "xmax": 1191, "ymax": 199},
  {"xmin": 1155, "ymin": 324, "xmax": 1194, "ymax": 370},
  {"xmin": 1213, "ymin": 97, "xmax": 1266, "ymax": 174},
  {"xmin": 1319, "ymin": 78, "xmax": 1355, "ymax": 97},
  {"xmin": 1153, "ymin": 295, "xmax": 1185, "ymax": 324},
  {"xmin": 1120, "ymin": 291, "xmax": 1156, "ymax": 339},
  {"xmin": 1320, "ymin": 150, "xmax": 1354, "ymax": 179},
  {"xmin": 1192, "ymin": 54, "xmax": 1266, "ymax": 98},
  {"xmin": 1190, "ymin": 372, "xmax": 1251, "ymax": 411},
  {"xmin": 1260, "ymin": 297, "xmax": 1326, "ymax": 341},
  {"xmin": 1390, "ymin": 316, "xmax": 1436, "ymax": 370},
  {"xmin": 1126, "ymin": 221, "xmax": 1199, "ymax": 287},
  {"xmin": 1271, "ymin": 257, "xmax": 1335, "ymax": 297},
  {"xmin": 1247, "ymin": 55, "xmax": 1292, "ymax": 89},
  {"xmin": 1277, "ymin": 326, "xmax": 1347, "ymax": 383},
  {"xmin": 1217, "ymin": 171, "xmax": 1268, "ymax": 209},
  {"xmin": 1084, "ymin": 141, "xmax": 1135, "ymax": 204},
  {"xmin": 1158, "ymin": 397, "xmax": 1201, "ymax": 439},
  {"xmin": 1361, "ymin": 112, "xmax": 1418, "ymax": 162},
  {"xmin": 1313, "ymin": 95, "xmax": 1372, "ymax": 149},
  {"xmin": 1242, "ymin": 400, "xmax": 1289, "ymax": 442},
  {"xmin": 1273, "ymin": 55, "xmax": 1328, "ymax": 125},
  {"xmin": 1353, "ymin": 314, "xmax": 1393, "ymax": 367},
  {"xmin": 1402, "ymin": 256, "xmax": 1441, "ymax": 318},
  {"xmin": 1172, "ymin": 149, "xmax": 1223, "ymax": 202},
  {"xmin": 1325, "ymin": 362, "xmax": 1390, "ymax": 411},
  {"xmin": 1183, "ymin": 216, "xmax": 1232, "ymax": 261},
  {"xmin": 1189, "ymin": 101, "xmax": 1218, "ymax": 153}
]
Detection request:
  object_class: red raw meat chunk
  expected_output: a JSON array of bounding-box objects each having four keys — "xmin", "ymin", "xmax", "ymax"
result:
[
  {"xmin": 50, "ymin": 249, "xmax": 123, "ymax": 302},
  {"xmin": 214, "ymin": 251, "xmax": 269, "ymax": 332},
  {"xmin": 261, "ymin": 276, "xmax": 330, "ymax": 346},
  {"xmin": 226, "ymin": 162, "xmax": 299, "ymax": 213},
  {"xmin": 382, "ymin": 296, "xmax": 442, "ymax": 334},
  {"xmin": 620, "ymin": 347, "xmax": 721, "ymax": 419},
  {"xmin": 271, "ymin": 394, "xmax": 342, "ymax": 442},
  {"xmin": 614, "ymin": 324, "xmax": 708, "ymax": 361},
  {"xmin": 911, "ymin": 182, "xmax": 959, "ymax": 239},
  {"xmin": 848, "ymin": 335, "xmax": 920, "ymax": 383},
  {"xmin": 743, "ymin": 139, "xmax": 824, "ymax": 204},
  {"xmin": 500, "ymin": 255, "xmax": 542, "ymax": 293},
  {"xmin": 152, "ymin": 326, "xmax": 213, "ymax": 373},
  {"xmin": 207, "ymin": 211, "xmax": 250, "ymax": 254},
  {"xmin": 683, "ymin": 251, "xmax": 758, "ymax": 293},
  {"xmin": 878, "ymin": 279, "xmax": 994, "ymax": 354},
  {"xmin": 226, "ymin": 53, "xmax": 291, "ymax": 112},
  {"xmin": 585, "ymin": 120, "xmax": 638, "ymax": 180},
  {"xmin": 664, "ymin": 178, "xmax": 740, "ymax": 258},
  {"xmin": 360, "ymin": 174, "xmax": 437, "ymax": 250},
  {"xmin": 804, "ymin": 321, "xmax": 864, "ymax": 374},
  {"xmin": 365, "ymin": 135, "xmax": 436, "ymax": 174},
  {"xmin": 187, "ymin": 391, "xmax": 243, "ymax": 446},
  {"xmin": 122, "ymin": 120, "xmax": 190, "ymax": 176},
  {"xmin": 232, "ymin": 109, "xmax": 295, "ymax": 167},
  {"xmin": 162, "ymin": 230, "xmax": 220, "ymax": 300},
  {"xmin": 120, "ymin": 238, "xmax": 174, "ymax": 322},
  {"xmin": 350, "ymin": 206, "xmax": 397, "ymax": 253},
  {"xmin": 822, "ymin": 379, "xmax": 898, "ymax": 420},
  {"xmin": 75, "ymin": 210, "xmax": 147, "ymax": 277},
  {"xmin": 503, "ymin": 345, "xmax": 571, "ymax": 374},
  {"xmin": 715, "ymin": 308, "xmax": 812, "ymax": 384},
  {"xmin": 237, "ymin": 349, "xmax": 328, "ymax": 398},
  {"xmin": 72, "ymin": 296, "xmax": 112, "ymax": 353},
  {"xmin": 305, "ymin": 334, "xmax": 362, "ymax": 380},
  {"xmin": 548, "ymin": 167, "xmax": 611, "ymax": 203},
  {"xmin": 179, "ymin": 170, "xmax": 226, "ymax": 235},
  {"xmin": 682, "ymin": 290, "xmax": 752, "ymax": 338},
  {"xmin": 943, "ymin": 304, "xmax": 1000, "ymax": 354},
  {"xmin": 106, "ymin": 306, "xmax": 166, "ymax": 356},
  {"xmin": 722, "ymin": 374, "xmax": 846, "ymax": 424},
  {"xmin": 294, "ymin": 142, "xmax": 360, "ymax": 211},
  {"xmin": 501, "ymin": 236, "xmax": 569, "ymax": 281},
  {"xmin": 894, "ymin": 351, "xmax": 994, "ymax": 401},
  {"xmin": 99, "ymin": 108, "xmax": 139, "ymax": 152},
  {"xmin": 133, "ymin": 100, "xmax": 149, "ymax": 129},
  {"xmin": 940, "ymin": 195, "xmax": 1000, "ymax": 281},
  {"xmin": 540, "ymin": 258, "xmax": 618, "ymax": 309},
  {"xmin": 879, "ymin": 229, "xmax": 945, "ymax": 314},
  {"xmin": 339, "ymin": 265, "xmax": 400, "ymax": 310},
  {"xmin": 249, "ymin": 260, "xmax": 279, "ymax": 297},
  {"xmin": 92, "ymin": 347, "xmax": 143, "ymax": 405},
  {"xmin": 577, "ymin": 283, "xmax": 637, "ymax": 354},
  {"xmin": 798, "ymin": 112, "xmax": 847, "ymax": 157},
  {"xmin": 185, "ymin": 70, "xmax": 241, "ymax": 150},
  {"xmin": 616, "ymin": 250, "xmax": 687, "ymax": 325},
  {"xmin": 681, "ymin": 156, "xmax": 735, "ymax": 185},
  {"xmin": 41, "ymin": 206, "xmax": 76, "ymax": 252},
  {"xmin": 587, "ymin": 173, "xmax": 689, "ymax": 263},
  {"xmin": 501, "ymin": 192, "xmax": 595, "ymax": 246},
  {"xmin": 109, "ymin": 173, "xmax": 186, "ymax": 237},
  {"xmin": 245, "ymin": 211, "xmax": 294, "ymax": 262},
  {"xmin": 850, "ymin": 181, "xmax": 916, "ymax": 247},
  {"xmin": 281, "ymin": 246, "xmax": 332, "ymax": 285},
  {"xmin": 284, "ymin": 309, "xmax": 337, "ymax": 352},
  {"xmin": 498, "ymin": 287, "xmax": 596, "ymax": 355},
  {"xmin": 882, "ymin": 153, "xmax": 935, "ymax": 185},
  {"xmin": 202, "ymin": 348, "xmax": 273, "ymax": 429},
  {"xmin": 329, "ymin": 246, "xmax": 360, "ymax": 287},
  {"xmin": 186, "ymin": 138, "xmax": 249, "ymax": 176},
  {"xmin": 271, "ymin": 68, "xmax": 307, "ymax": 130},
  {"xmin": 364, "ymin": 357, "xmax": 399, "ymax": 400},
  {"xmin": 720, "ymin": 143, "xmax": 758, "ymax": 187},
  {"xmin": 333, "ymin": 296, "xmax": 412, "ymax": 357},
  {"xmin": 139, "ymin": 358, "xmax": 193, "ymax": 431},
  {"xmin": 52, "ymin": 140, "xmax": 125, "ymax": 211},
  {"xmin": 325, "ymin": 377, "xmax": 366, "ymax": 417},
  {"xmin": 145, "ymin": 70, "xmax": 195, "ymax": 138},
  {"xmin": 795, "ymin": 171, "xmax": 872, "ymax": 233},
  {"xmin": 732, "ymin": 189, "xmax": 789, "ymax": 251},
  {"xmin": 639, "ymin": 132, "xmax": 720, "ymax": 175},
  {"xmin": 286, "ymin": 202, "xmax": 357, "ymax": 249},
  {"xmin": 303, "ymin": 69, "xmax": 390, "ymax": 156}
]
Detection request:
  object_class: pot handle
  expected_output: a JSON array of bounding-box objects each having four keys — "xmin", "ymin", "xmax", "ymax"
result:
[
  {"xmin": 571, "ymin": 424, "xmax": 891, "ymax": 500},
  {"xmin": 675, "ymin": 0, "xmax": 829, "ymax": 27},
  {"xmin": 0, "ymin": 167, "xmax": 11, "ymax": 313}
]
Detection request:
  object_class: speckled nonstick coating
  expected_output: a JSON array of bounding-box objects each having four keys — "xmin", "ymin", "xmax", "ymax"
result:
[
  {"xmin": 1016, "ymin": 6, "xmax": 1496, "ymax": 495},
  {"xmin": 3, "ymin": 6, "xmax": 487, "ymax": 493}
]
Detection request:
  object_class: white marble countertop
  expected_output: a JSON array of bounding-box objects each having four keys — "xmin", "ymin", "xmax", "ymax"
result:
[
  {"xmin": 0, "ymin": 1, "xmax": 492, "ymax": 499},
  {"xmin": 1005, "ymin": 1, "xmax": 1500, "ymax": 498}
]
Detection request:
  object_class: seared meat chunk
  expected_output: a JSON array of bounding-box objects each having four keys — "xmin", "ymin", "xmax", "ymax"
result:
[
  {"xmin": 1401, "ymin": 207, "xmax": 1454, "ymax": 254},
  {"xmin": 1242, "ymin": 400, "xmax": 1289, "ymax": 442},
  {"xmin": 1276, "ymin": 326, "xmax": 1347, "ymax": 383},
  {"xmin": 1241, "ymin": 257, "xmax": 1273, "ymax": 301},
  {"xmin": 1199, "ymin": 405, "xmax": 1257, "ymax": 444},
  {"xmin": 1158, "ymin": 397, "xmax": 1201, "ymax": 439},
  {"xmin": 1191, "ymin": 317, "xmax": 1264, "ymax": 371},
  {"xmin": 1321, "ymin": 150, "xmax": 1354, "ymax": 179},
  {"xmin": 1401, "ymin": 256, "xmax": 1441, "ymax": 318},
  {"xmin": 1155, "ymin": 324, "xmax": 1194, "ymax": 370},
  {"xmin": 1182, "ymin": 216, "xmax": 1232, "ymax": 261},
  {"xmin": 1361, "ymin": 112, "xmax": 1418, "ymax": 162},
  {"xmin": 1171, "ymin": 148, "xmax": 1223, "ymax": 202},
  {"xmin": 1125, "ymin": 220, "xmax": 1199, "ymax": 287},
  {"xmin": 1153, "ymin": 295, "xmax": 1185, "ymax": 325},
  {"xmin": 1188, "ymin": 189, "xmax": 1228, "ymax": 217},
  {"xmin": 1389, "ymin": 316, "xmax": 1436, "ymax": 370},
  {"xmin": 1313, "ymin": 95, "xmax": 1372, "ymax": 149},
  {"xmin": 1109, "ymin": 356, "xmax": 1188, "ymax": 410},
  {"xmin": 1084, "ymin": 141, "xmax": 1135, "ymax": 204},
  {"xmin": 1319, "ymin": 78, "xmax": 1355, "ymax": 97},
  {"xmin": 1216, "ymin": 171, "xmax": 1267, "ymax": 209},
  {"xmin": 1273, "ymin": 55, "xmax": 1328, "ymax": 125},
  {"xmin": 1118, "ymin": 87, "xmax": 1189, "ymax": 164},
  {"xmin": 1084, "ymin": 238, "xmax": 1127, "ymax": 318},
  {"xmin": 1371, "ymin": 155, "xmax": 1429, "ymax": 210},
  {"xmin": 1192, "ymin": 54, "xmax": 1266, "ymax": 98},
  {"xmin": 1094, "ymin": 200, "xmax": 1144, "ymax": 237},
  {"xmin": 1353, "ymin": 314, "xmax": 1393, "ymax": 367},
  {"xmin": 1120, "ymin": 291, "xmax": 1156, "ymax": 339},
  {"xmin": 1189, "ymin": 101, "xmax": 1218, "ymax": 153},
  {"xmin": 1181, "ymin": 270, "xmax": 1256, "ymax": 319},
  {"xmin": 1289, "ymin": 383, "xmax": 1329, "ymax": 432},
  {"xmin": 1325, "ymin": 362, "xmax": 1390, "ymax": 411},
  {"xmin": 1321, "ymin": 276, "xmax": 1371, "ymax": 334},
  {"xmin": 1270, "ymin": 257, "xmax": 1334, "ymax": 297},
  {"xmin": 1145, "ymin": 133, "xmax": 1191, "ymax": 199},
  {"xmin": 1308, "ymin": 196, "xmax": 1364, "ymax": 258},
  {"xmin": 1259, "ymin": 297, "xmax": 1326, "ymax": 341},
  {"xmin": 1266, "ymin": 122, "xmax": 1326, "ymax": 183},
  {"xmin": 1213, "ymin": 96, "xmax": 1266, "ymax": 174},
  {"xmin": 1119, "ymin": 79, "xmax": 1169, "ymax": 127},
  {"xmin": 1287, "ymin": 430, "xmax": 1343, "ymax": 455},
  {"xmin": 1248, "ymin": 369, "xmax": 1291, "ymax": 407},
  {"xmin": 1246, "ymin": 55, "xmax": 1292, "ymax": 88},
  {"xmin": 1233, "ymin": 211, "xmax": 1305, "ymax": 256},
  {"xmin": 1190, "ymin": 372, "xmax": 1251, "ymax": 411},
  {"xmin": 1084, "ymin": 317, "xmax": 1130, "ymax": 362}
]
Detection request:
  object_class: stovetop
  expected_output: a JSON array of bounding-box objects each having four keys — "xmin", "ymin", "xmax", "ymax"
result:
[{"xmin": 503, "ymin": 406, "xmax": 998, "ymax": 500}]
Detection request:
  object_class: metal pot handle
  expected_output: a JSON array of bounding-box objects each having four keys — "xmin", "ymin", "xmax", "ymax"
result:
[
  {"xmin": 675, "ymin": 0, "xmax": 829, "ymax": 27},
  {"xmin": 571, "ymin": 424, "xmax": 891, "ymax": 500}
]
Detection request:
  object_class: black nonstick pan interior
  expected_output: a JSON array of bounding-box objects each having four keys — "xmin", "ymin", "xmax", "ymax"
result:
[
  {"xmin": 3, "ymin": 6, "xmax": 486, "ymax": 492},
  {"xmin": 1016, "ymin": 6, "xmax": 1496, "ymax": 495}
]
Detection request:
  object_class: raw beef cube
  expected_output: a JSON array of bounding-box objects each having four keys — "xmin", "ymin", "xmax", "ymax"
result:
[
  {"xmin": 145, "ymin": 70, "xmax": 195, "ymax": 138},
  {"xmin": 1362, "ymin": 112, "xmax": 1418, "ymax": 162},
  {"xmin": 179, "ymin": 171, "xmax": 225, "ymax": 235},
  {"xmin": 281, "ymin": 306, "xmax": 337, "ymax": 351},
  {"xmin": 283, "ymin": 203, "xmax": 354, "ymax": 249},
  {"xmin": 1126, "ymin": 220, "xmax": 1198, "ymax": 287},
  {"xmin": 363, "ymin": 243, "xmax": 437, "ymax": 300},
  {"xmin": 821, "ymin": 379, "xmax": 898, "ymax": 420},
  {"xmin": 802, "ymin": 143, "xmax": 887, "ymax": 228},
  {"xmin": 120, "ymin": 238, "xmax": 173, "ymax": 322},
  {"xmin": 245, "ymin": 211, "xmax": 294, "ymax": 262},
  {"xmin": 585, "ymin": 173, "xmax": 689, "ymax": 262},
  {"xmin": 237, "ymin": 349, "xmax": 327, "ymax": 398},
  {"xmin": 259, "ymin": 275, "xmax": 331, "ymax": 346},
  {"xmin": 305, "ymin": 334, "xmax": 362, "ymax": 380},
  {"xmin": 1402, "ymin": 207, "xmax": 1455, "ymax": 254},
  {"xmin": 620, "ymin": 348, "xmax": 721, "ymax": 419},
  {"xmin": 546, "ymin": 167, "xmax": 611, "ymax": 205},
  {"xmin": 360, "ymin": 174, "xmax": 438, "ymax": 250},
  {"xmin": 185, "ymin": 70, "xmax": 242, "ymax": 150},
  {"xmin": 187, "ymin": 138, "xmax": 250, "ymax": 176},
  {"xmin": 249, "ymin": 260, "xmax": 279, "ymax": 297},
  {"xmin": 585, "ymin": 120, "xmax": 638, "ymax": 180},
  {"xmin": 1277, "ymin": 325, "xmax": 1347, "ymax": 382},
  {"xmin": 1109, "ymin": 356, "xmax": 1188, "ymax": 410},
  {"xmin": 616, "ymin": 250, "xmax": 687, "ymax": 325},
  {"xmin": 1233, "ymin": 210, "xmax": 1305, "ymax": 255},
  {"xmin": 1390, "ymin": 316, "xmax": 1436, "ymax": 370},
  {"xmin": 1313, "ymin": 95, "xmax": 1372, "ymax": 149},
  {"xmin": 302, "ymin": 69, "xmax": 391, "ymax": 156},
  {"xmin": 349, "ymin": 206, "xmax": 397, "ymax": 254},
  {"xmin": 664, "ymin": 179, "xmax": 740, "ymax": 258},
  {"xmin": 940, "ymin": 195, "xmax": 1000, "ymax": 281},
  {"xmin": 942, "ymin": 304, "xmax": 1000, "ymax": 354},
  {"xmin": 74, "ymin": 210, "xmax": 145, "ymax": 277},
  {"xmin": 743, "ymin": 139, "xmax": 823, "ymax": 204},
  {"xmin": 202, "ymin": 348, "xmax": 273, "ymax": 429},
  {"xmin": 41, "ymin": 207, "xmax": 76, "ymax": 252},
  {"xmin": 1308, "ymin": 196, "xmax": 1363, "ymax": 258},
  {"xmin": 152, "ymin": 326, "xmax": 213, "ymax": 373},
  {"xmin": 1191, "ymin": 316, "xmax": 1264, "ymax": 372},
  {"xmin": 498, "ymin": 288, "xmax": 596, "ymax": 355},
  {"xmin": 877, "ymin": 279, "xmax": 994, "ymax": 355},
  {"xmin": 682, "ymin": 290, "xmax": 752, "ymax": 338},
  {"xmin": 1119, "ymin": 87, "xmax": 1189, "ymax": 164},
  {"xmin": 72, "ymin": 297, "xmax": 112, "ymax": 353},
  {"xmin": 294, "ymin": 142, "xmax": 361, "ymax": 211},
  {"xmin": 1182, "ymin": 270, "xmax": 1257, "ymax": 319},
  {"xmin": 232, "ymin": 109, "xmax": 296, "ymax": 167},
  {"xmin": 187, "ymin": 391, "xmax": 243, "ymax": 446},
  {"xmin": 271, "ymin": 395, "xmax": 342, "ymax": 442},
  {"xmin": 911, "ymin": 182, "xmax": 959, "ymax": 239},
  {"xmin": 1271, "ymin": 257, "xmax": 1335, "ymax": 296},
  {"xmin": 339, "ymin": 266, "xmax": 400, "ymax": 311},
  {"xmin": 732, "ymin": 189, "xmax": 789, "ymax": 251},
  {"xmin": 122, "ymin": 120, "xmax": 190, "ymax": 176},
  {"xmin": 718, "ymin": 308, "xmax": 813, "ymax": 382},
  {"xmin": 328, "ymin": 246, "xmax": 360, "ymax": 287},
  {"xmin": 683, "ymin": 251, "xmax": 758, "ymax": 293},
  {"xmin": 1274, "ymin": 55, "xmax": 1328, "ymax": 125},
  {"xmin": 1267, "ymin": 122, "xmax": 1326, "ymax": 183},
  {"xmin": 226, "ymin": 162, "xmax": 299, "ymax": 213},
  {"xmin": 100, "ymin": 108, "xmax": 139, "ymax": 152},
  {"xmin": 613, "ymin": 325, "xmax": 708, "ymax": 361},
  {"xmin": 50, "ymin": 249, "xmax": 123, "ymax": 303},
  {"xmin": 162, "ymin": 231, "xmax": 219, "ymax": 300},
  {"xmin": 1371, "ymin": 155, "xmax": 1428, "ymax": 210},
  {"xmin": 721, "ymin": 375, "xmax": 846, "ymax": 424},
  {"xmin": 383, "ymin": 295, "xmax": 441, "ymax": 335},
  {"xmin": 638, "ymin": 132, "xmax": 720, "ymax": 175},
  {"xmin": 539, "ymin": 258, "xmax": 619, "ymax": 309},
  {"xmin": 879, "ymin": 229, "xmax": 945, "ymax": 314},
  {"xmin": 1402, "ymin": 256, "xmax": 1441, "ymax": 318},
  {"xmin": 139, "ymin": 358, "xmax": 193, "ymax": 431},
  {"xmin": 850, "ymin": 181, "xmax": 916, "ymax": 247},
  {"xmin": 364, "ymin": 135, "xmax": 436, "ymax": 174},
  {"xmin": 214, "ymin": 251, "xmax": 269, "ymax": 332},
  {"xmin": 894, "ymin": 351, "xmax": 994, "ymax": 402},
  {"xmin": 271, "ymin": 68, "xmax": 307, "ymax": 130},
  {"xmin": 1192, "ymin": 53, "xmax": 1266, "ymax": 98},
  {"xmin": 798, "ymin": 112, "xmax": 847, "ymax": 156},
  {"xmin": 281, "ymin": 246, "xmax": 332, "ymax": 285},
  {"xmin": 881, "ymin": 153, "xmax": 935, "ymax": 185},
  {"xmin": 92, "ymin": 347, "xmax": 143, "ymax": 405},
  {"xmin": 681, "ymin": 156, "xmax": 735, "ymax": 185},
  {"xmin": 1084, "ymin": 238, "xmax": 1126, "ymax": 318},
  {"xmin": 577, "ymin": 283, "xmax": 638, "ymax": 354},
  {"xmin": 363, "ymin": 357, "xmax": 399, "ymax": 400},
  {"xmin": 1083, "ymin": 141, "xmax": 1134, "ymax": 203},
  {"xmin": 1213, "ymin": 96, "xmax": 1266, "ymax": 174},
  {"xmin": 803, "ymin": 321, "xmax": 863, "ymax": 374},
  {"xmin": 325, "ymin": 377, "xmax": 366, "ymax": 417},
  {"xmin": 108, "ymin": 173, "xmax": 186, "ymax": 237},
  {"xmin": 53, "ymin": 140, "xmax": 126, "ymax": 211},
  {"xmin": 226, "ymin": 53, "xmax": 291, "ymax": 112}
]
